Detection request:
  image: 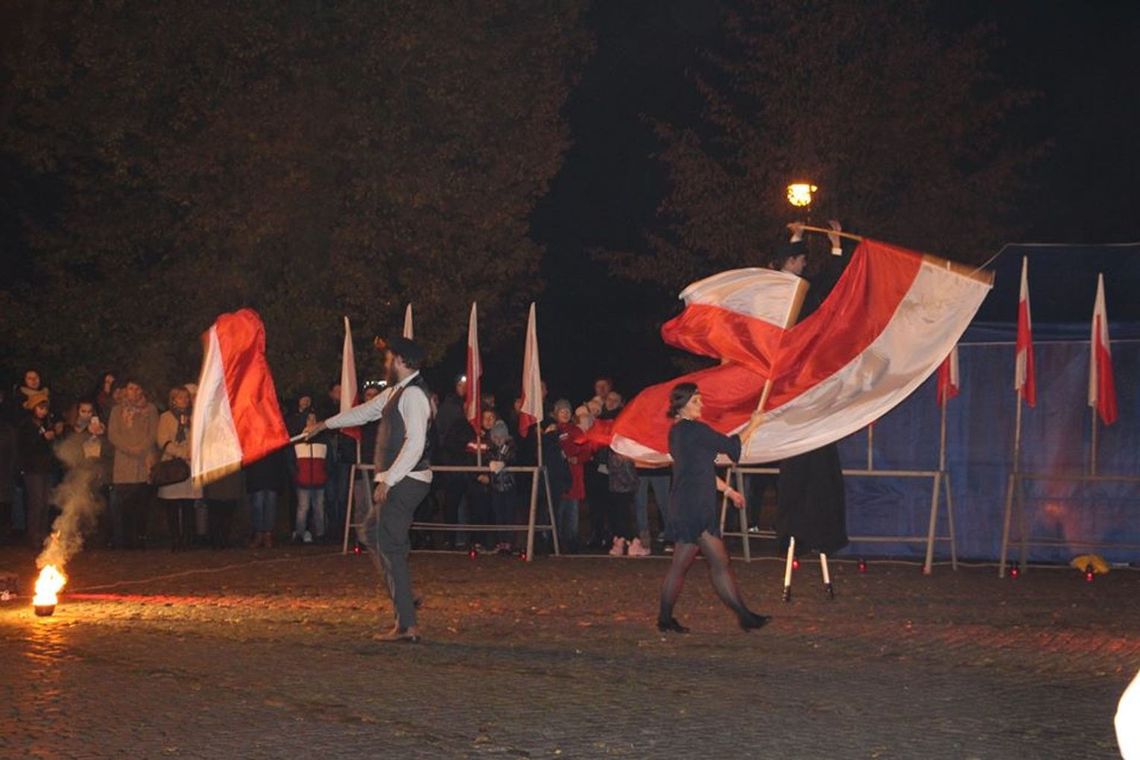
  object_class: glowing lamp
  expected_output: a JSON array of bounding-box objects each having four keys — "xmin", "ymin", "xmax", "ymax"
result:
[
  {"xmin": 1009, "ymin": 566, "xmax": 1020, "ymax": 579},
  {"xmin": 1085, "ymin": 565, "xmax": 1095, "ymax": 583},
  {"xmin": 468, "ymin": 547, "xmax": 478, "ymax": 560},
  {"xmin": 786, "ymin": 183, "xmax": 818, "ymax": 208},
  {"xmin": 792, "ymin": 558, "xmax": 800, "ymax": 571},
  {"xmin": 857, "ymin": 559, "xmax": 867, "ymax": 573}
]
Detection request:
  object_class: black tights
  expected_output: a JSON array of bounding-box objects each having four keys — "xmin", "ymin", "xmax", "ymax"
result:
[{"xmin": 658, "ymin": 532, "xmax": 752, "ymax": 624}]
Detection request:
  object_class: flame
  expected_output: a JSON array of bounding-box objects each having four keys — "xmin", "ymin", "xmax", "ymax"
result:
[{"xmin": 33, "ymin": 564, "xmax": 67, "ymax": 607}]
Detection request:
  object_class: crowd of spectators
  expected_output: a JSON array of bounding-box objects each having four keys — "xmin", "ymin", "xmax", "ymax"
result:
[{"xmin": 0, "ymin": 367, "xmax": 677, "ymax": 557}]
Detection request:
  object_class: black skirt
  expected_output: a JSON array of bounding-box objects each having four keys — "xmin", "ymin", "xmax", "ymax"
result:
[{"xmin": 776, "ymin": 442, "xmax": 848, "ymax": 555}]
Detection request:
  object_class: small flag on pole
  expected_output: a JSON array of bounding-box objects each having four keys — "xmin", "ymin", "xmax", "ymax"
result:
[
  {"xmin": 191, "ymin": 309, "xmax": 289, "ymax": 485},
  {"xmin": 403, "ymin": 304, "xmax": 414, "ymax": 339},
  {"xmin": 1089, "ymin": 273, "xmax": 1118, "ymax": 425},
  {"xmin": 519, "ymin": 303, "xmax": 543, "ymax": 437},
  {"xmin": 936, "ymin": 345, "xmax": 960, "ymax": 406},
  {"xmin": 339, "ymin": 317, "xmax": 362, "ymax": 442},
  {"xmin": 1015, "ymin": 257, "xmax": 1037, "ymax": 407},
  {"xmin": 465, "ymin": 303, "xmax": 482, "ymax": 433}
]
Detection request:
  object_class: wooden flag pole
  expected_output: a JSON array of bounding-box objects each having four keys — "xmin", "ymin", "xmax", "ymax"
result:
[
  {"xmin": 797, "ymin": 224, "xmax": 864, "ymax": 243},
  {"xmin": 753, "ymin": 277, "xmax": 810, "ymax": 415}
]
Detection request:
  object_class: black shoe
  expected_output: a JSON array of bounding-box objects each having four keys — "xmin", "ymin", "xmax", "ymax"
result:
[
  {"xmin": 738, "ymin": 611, "xmax": 771, "ymax": 631},
  {"xmin": 657, "ymin": 617, "xmax": 690, "ymax": 634}
]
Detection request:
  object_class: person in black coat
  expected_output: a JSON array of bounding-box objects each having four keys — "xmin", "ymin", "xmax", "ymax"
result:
[
  {"xmin": 657, "ymin": 383, "xmax": 768, "ymax": 634},
  {"xmin": 767, "ymin": 221, "xmax": 850, "ymax": 558}
]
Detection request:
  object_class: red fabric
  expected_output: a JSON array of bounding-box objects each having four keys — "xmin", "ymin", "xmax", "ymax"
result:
[
  {"xmin": 1093, "ymin": 313, "xmax": 1118, "ymax": 425},
  {"xmin": 556, "ymin": 421, "xmax": 588, "ymax": 499},
  {"xmin": 1016, "ymin": 298, "xmax": 1037, "ymax": 407},
  {"xmin": 936, "ymin": 349, "xmax": 959, "ymax": 406},
  {"xmin": 293, "ymin": 443, "xmax": 329, "ymax": 487},
  {"xmin": 607, "ymin": 240, "xmax": 924, "ymax": 453},
  {"xmin": 214, "ymin": 309, "xmax": 289, "ymax": 465},
  {"xmin": 661, "ymin": 303, "xmax": 782, "ymax": 374}
]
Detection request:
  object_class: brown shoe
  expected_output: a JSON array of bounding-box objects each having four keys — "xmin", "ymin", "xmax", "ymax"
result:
[{"xmin": 372, "ymin": 626, "xmax": 421, "ymax": 644}]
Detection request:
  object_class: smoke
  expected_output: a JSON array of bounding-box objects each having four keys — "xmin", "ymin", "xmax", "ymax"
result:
[{"xmin": 36, "ymin": 435, "xmax": 106, "ymax": 570}]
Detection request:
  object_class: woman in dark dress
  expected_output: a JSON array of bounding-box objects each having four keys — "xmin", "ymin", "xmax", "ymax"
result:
[{"xmin": 658, "ymin": 383, "xmax": 768, "ymax": 633}]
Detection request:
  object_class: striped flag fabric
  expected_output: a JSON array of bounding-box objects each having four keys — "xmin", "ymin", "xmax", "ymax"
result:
[
  {"xmin": 1089, "ymin": 273, "xmax": 1118, "ymax": 425},
  {"xmin": 403, "ymin": 303, "xmax": 414, "ymax": 339},
  {"xmin": 661, "ymin": 268, "xmax": 808, "ymax": 374},
  {"xmin": 936, "ymin": 345, "xmax": 960, "ymax": 406},
  {"xmin": 190, "ymin": 309, "xmax": 289, "ymax": 484},
  {"xmin": 518, "ymin": 303, "xmax": 543, "ymax": 437},
  {"xmin": 608, "ymin": 239, "xmax": 993, "ymax": 464},
  {"xmin": 465, "ymin": 302, "xmax": 482, "ymax": 433},
  {"xmin": 339, "ymin": 316, "xmax": 362, "ymax": 442},
  {"xmin": 1015, "ymin": 256, "xmax": 1037, "ymax": 407}
]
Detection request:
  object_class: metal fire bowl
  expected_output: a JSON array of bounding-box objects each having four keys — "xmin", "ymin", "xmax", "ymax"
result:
[{"xmin": 34, "ymin": 604, "xmax": 56, "ymax": 617}]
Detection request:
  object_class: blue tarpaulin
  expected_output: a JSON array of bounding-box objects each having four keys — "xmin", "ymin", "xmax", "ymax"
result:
[{"xmin": 839, "ymin": 243, "xmax": 1140, "ymax": 562}]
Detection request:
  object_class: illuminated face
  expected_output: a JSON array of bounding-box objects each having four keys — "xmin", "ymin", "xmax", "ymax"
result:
[
  {"xmin": 682, "ymin": 392, "xmax": 703, "ymax": 420},
  {"xmin": 125, "ymin": 382, "xmax": 144, "ymax": 405},
  {"xmin": 76, "ymin": 402, "xmax": 95, "ymax": 427},
  {"xmin": 298, "ymin": 395, "xmax": 312, "ymax": 412},
  {"xmin": 594, "ymin": 378, "xmax": 611, "ymax": 398},
  {"xmin": 33, "ymin": 401, "xmax": 49, "ymax": 420},
  {"xmin": 586, "ymin": 399, "xmax": 602, "ymax": 418},
  {"xmin": 170, "ymin": 389, "xmax": 191, "ymax": 411},
  {"xmin": 783, "ymin": 254, "xmax": 807, "ymax": 276},
  {"xmin": 24, "ymin": 371, "xmax": 41, "ymax": 390},
  {"xmin": 604, "ymin": 391, "xmax": 622, "ymax": 411},
  {"xmin": 556, "ymin": 407, "xmax": 571, "ymax": 424},
  {"xmin": 102, "ymin": 373, "xmax": 115, "ymax": 392},
  {"xmin": 455, "ymin": 376, "xmax": 468, "ymax": 397},
  {"xmin": 481, "ymin": 410, "xmax": 496, "ymax": 431}
]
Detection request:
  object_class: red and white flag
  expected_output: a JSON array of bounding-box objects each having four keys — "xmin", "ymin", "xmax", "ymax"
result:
[
  {"xmin": 402, "ymin": 303, "xmax": 414, "ymax": 339},
  {"xmin": 1089, "ymin": 273, "xmax": 1118, "ymax": 425},
  {"xmin": 608, "ymin": 240, "xmax": 992, "ymax": 464},
  {"xmin": 465, "ymin": 302, "xmax": 482, "ymax": 433},
  {"xmin": 1015, "ymin": 256, "xmax": 1037, "ymax": 407},
  {"xmin": 339, "ymin": 316, "xmax": 362, "ymax": 442},
  {"xmin": 661, "ymin": 268, "xmax": 807, "ymax": 374},
  {"xmin": 936, "ymin": 345, "xmax": 960, "ymax": 406},
  {"xmin": 518, "ymin": 303, "xmax": 543, "ymax": 437},
  {"xmin": 191, "ymin": 309, "xmax": 289, "ymax": 484}
]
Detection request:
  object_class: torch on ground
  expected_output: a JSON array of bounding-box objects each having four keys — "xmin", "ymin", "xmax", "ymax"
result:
[{"xmin": 33, "ymin": 564, "xmax": 66, "ymax": 617}]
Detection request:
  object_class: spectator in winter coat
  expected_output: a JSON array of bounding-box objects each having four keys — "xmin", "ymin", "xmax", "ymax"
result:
[
  {"xmin": 107, "ymin": 378, "xmax": 158, "ymax": 549},
  {"xmin": 292, "ymin": 411, "xmax": 331, "ymax": 543},
  {"xmin": 156, "ymin": 386, "xmax": 201, "ymax": 551},
  {"xmin": 18, "ymin": 392, "xmax": 57, "ymax": 548}
]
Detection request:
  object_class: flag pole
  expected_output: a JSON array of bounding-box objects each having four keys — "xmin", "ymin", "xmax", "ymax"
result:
[
  {"xmin": 797, "ymin": 225, "xmax": 864, "ymax": 242},
  {"xmin": 753, "ymin": 278, "xmax": 810, "ymax": 415},
  {"xmin": 1090, "ymin": 410, "xmax": 1098, "ymax": 477},
  {"xmin": 999, "ymin": 390, "xmax": 1024, "ymax": 578}
]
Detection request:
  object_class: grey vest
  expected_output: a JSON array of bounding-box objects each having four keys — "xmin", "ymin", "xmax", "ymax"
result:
[{"xmin": 373, "ymin": 376, "xmax": 433, "ymax": 474}]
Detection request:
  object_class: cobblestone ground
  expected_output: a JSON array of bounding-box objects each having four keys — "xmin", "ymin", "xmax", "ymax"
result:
[{"xmin": 1, "ymin": 543, "xmax": 1137, "ymax": 759}]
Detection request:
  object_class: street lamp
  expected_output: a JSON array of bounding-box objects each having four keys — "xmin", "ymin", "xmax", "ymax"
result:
[{"xmin": 786, "ymin": 182, "xmax": 817, "ymax": 208}]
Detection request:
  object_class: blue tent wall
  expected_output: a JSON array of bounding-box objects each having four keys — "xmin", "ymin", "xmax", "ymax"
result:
[{"xmin": 836, "ymin": 243, "xmax": 1140, "ymax": 562}]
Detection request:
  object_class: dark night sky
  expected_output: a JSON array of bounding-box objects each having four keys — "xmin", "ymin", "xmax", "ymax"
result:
[{"xmin": 524, "ymin": 0, "xmax": 1140, "ymax": 402}]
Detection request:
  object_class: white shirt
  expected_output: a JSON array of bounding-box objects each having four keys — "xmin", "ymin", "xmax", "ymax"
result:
[{"xmin": 323, "ymin": 371, "xmax": 432, "ymax": 487}]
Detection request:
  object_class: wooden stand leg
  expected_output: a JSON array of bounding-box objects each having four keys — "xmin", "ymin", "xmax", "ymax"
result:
[
  {"xmin": 782, "ymin": 536, "xmax": 795, "ymax": 603},
  {"xmin": 820, "ymin": 552, "xmax": 834, "ymax": 599}
]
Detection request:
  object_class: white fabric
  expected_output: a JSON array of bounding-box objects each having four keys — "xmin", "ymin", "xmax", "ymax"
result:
[
  {"xmin": 1089, "ymin": 272, "xmax": 1109, "ymax": 408},
  {"xmin": 1119, "ymin": 669, "xmax": 1140, "ymax": 759},
  {"xmin": 520, "ymin": 303, "xmax": 544, "ymax": 424},
  {"xmin": 678, "ymin": 267, "xmax": 805, "ymax": 326},
  {"xmin": 340, "ymin": 316, "xmax": 357, "ymax": 415},
  {"xmin": 190, "ymin": 328, "xmax": 243, "ymax": 484}
]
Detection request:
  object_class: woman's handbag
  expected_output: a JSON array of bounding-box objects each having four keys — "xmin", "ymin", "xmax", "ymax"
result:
[{"xmin": 150, "ymin": 442, "xmax": 191, "ymax": 486}]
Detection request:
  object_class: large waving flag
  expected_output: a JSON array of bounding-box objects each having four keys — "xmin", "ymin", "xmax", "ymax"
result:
[
  {"xmin": 936, "ymin": 345, "xmax": 960, "ymax": 406},
  {"xmin": 661, "ymin": 268, "xmax": 807, "ymax": 374},
  {"xmin": 1015, "ymin": 256, "xmax": 1037, "ymax": 407},
  {"xmin": 518, "ymin": 303, "xmax": 543, "ymax": 437},
  {"xmin": 191, "ymin": 309, "xmax": 289, "ymax": 484},
  {"xmin": 1089, "ymin": 273, "xmax": 1118, "ymax": 425},
  {"xmin": 609, "ymin": 240, "xmax": 993, "ymax": 464},
  {"xmin": 339, "ymin": 317, "xmax": 362, "ymax": 442},
  {"xmin": 403, "ymin": 303, "xmax": 414, "ymax": 339},
  {"xmin": 465, "ymin": 302, "xmax": 482, "ymax": 433}
]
